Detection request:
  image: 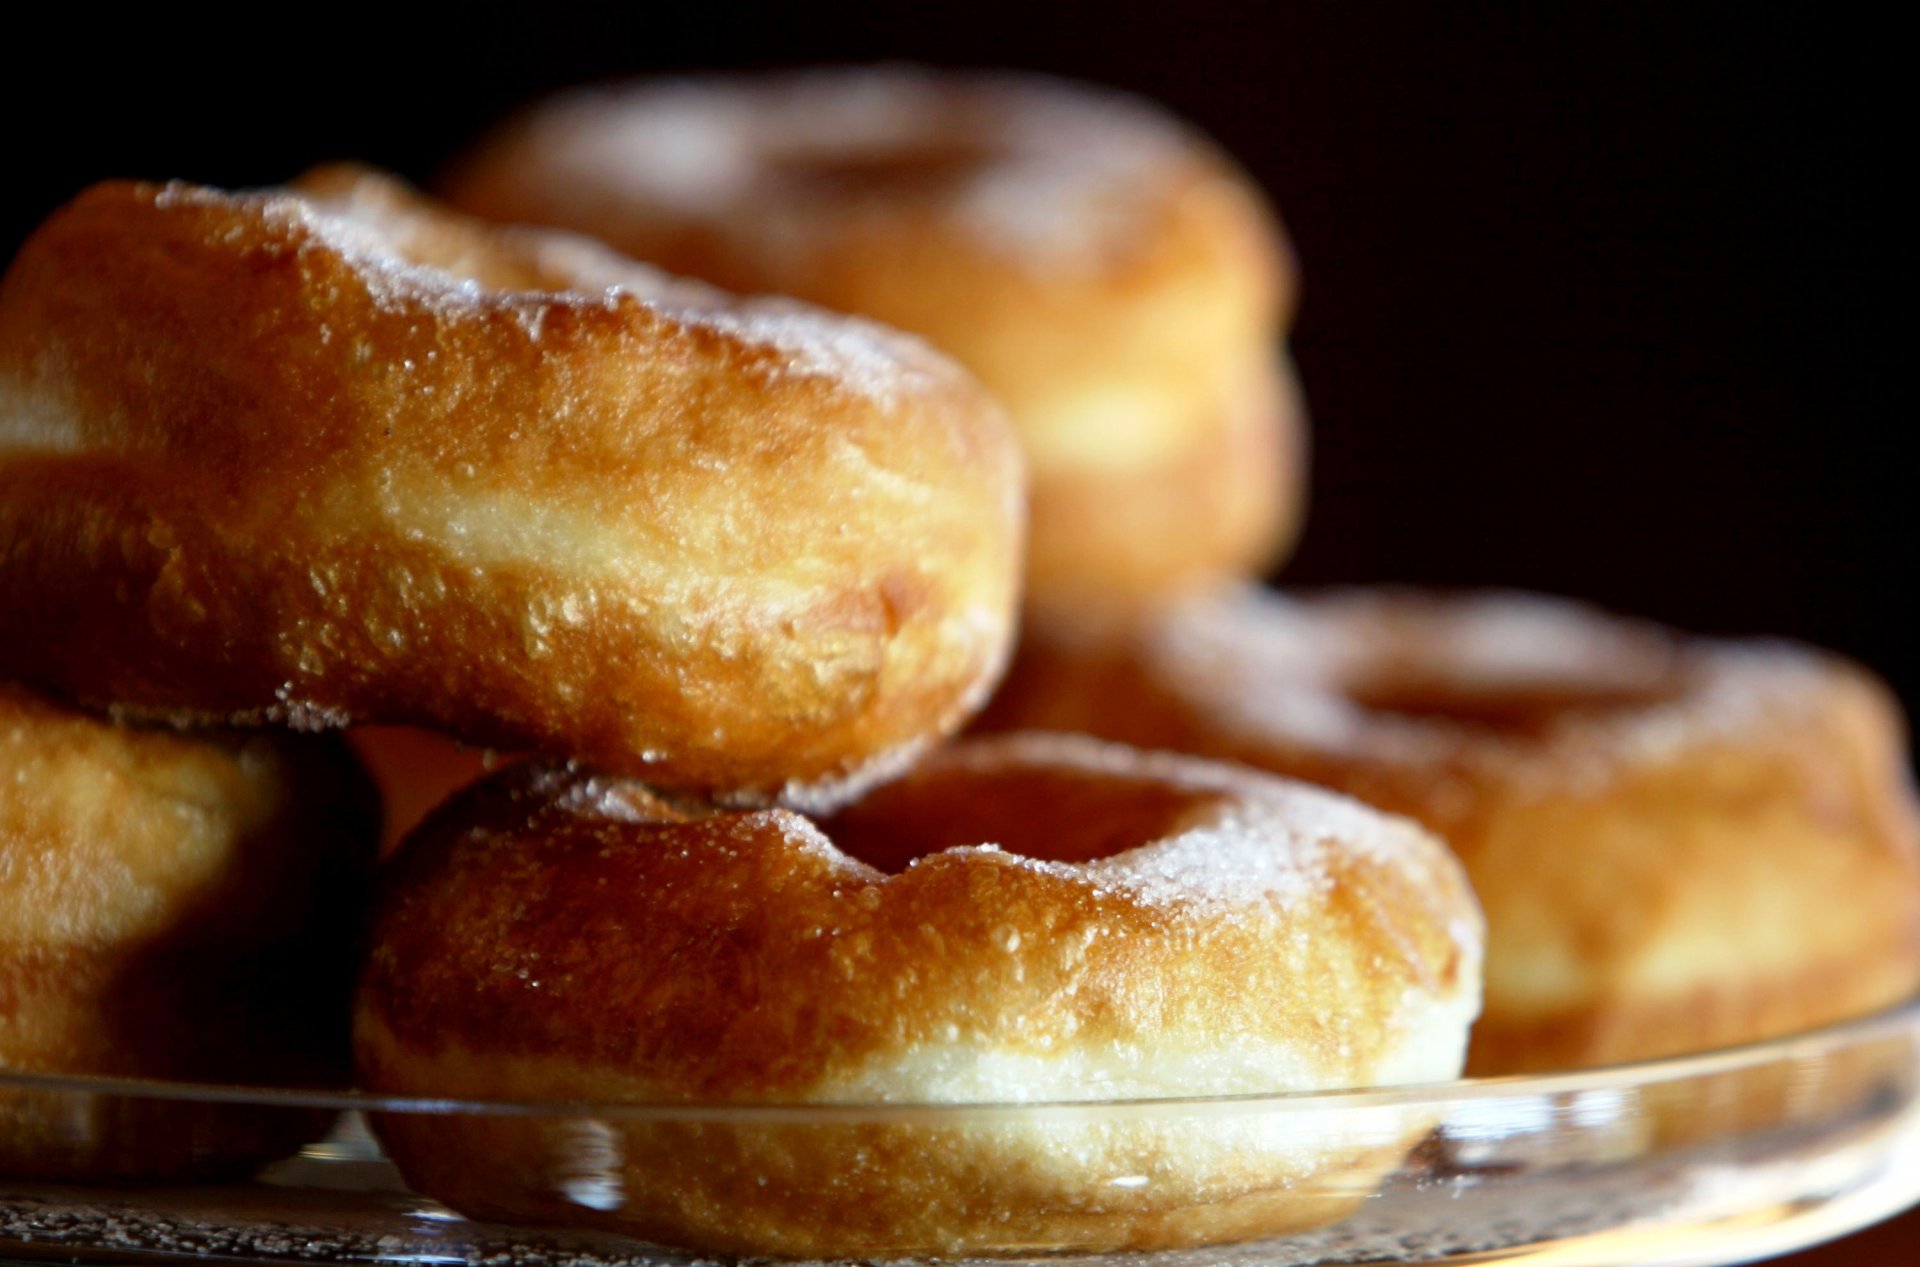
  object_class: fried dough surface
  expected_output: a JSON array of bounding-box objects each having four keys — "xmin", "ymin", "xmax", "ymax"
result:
[
  {"xmin": 983, "ymin": 589, "xmax": 1920, "ymax": 1072},
  {"xmin": 356, "ymin": 733, "xmax": 1481, "ymax": 1255},
  {"xmin": 0, "ymin": 682, "xmax": 376, "ymax": 1178},
  {"xmin": 0, "ymin": 167, "xmax": 1025, "ymax": 807}
]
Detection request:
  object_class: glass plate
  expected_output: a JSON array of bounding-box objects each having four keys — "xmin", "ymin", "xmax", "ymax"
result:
[{"xmin": 5, "ymin": 999, "xmax": 1920, "ymax": 1267}]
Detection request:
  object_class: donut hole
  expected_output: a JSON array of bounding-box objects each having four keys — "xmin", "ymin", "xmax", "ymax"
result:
[
  {"xmin": 822, "ymin": 766, "xmax": 1215, "ymax": 872},
  {"xmin": 1347, "ymin": 672, "xmax": 1684, "ymax": 737},
  {"xmin": 1298, "ymin": 594, "xmax": 1691, "ymax": 738},
  {"xmin": 764, "ymin": 137, "xmax": 1001, "ymax": 197}
]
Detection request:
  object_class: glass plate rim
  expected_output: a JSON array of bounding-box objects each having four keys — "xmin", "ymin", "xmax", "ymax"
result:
[{"xmin": 5, "ymin": 994, "xmax": 1916, "ymax": 1122}]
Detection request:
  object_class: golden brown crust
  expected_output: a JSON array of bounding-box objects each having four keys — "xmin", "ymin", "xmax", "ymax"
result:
[
  {"xmin": 355, "ymin": 733, "xmax": 1481, "ymax": 1255},
  {"xmin": 0, "ymin": 681, "xmax": 377, "ymax": 1178},
  {"xmin": 1026, "ymin": 354, "xmax": 1305, "ymax": 606},
  {"xmin": 981, "ymin": 588, "xmax": 1920, "ymax": 1073},
  {"xmin": 0, "ymin": 167, "xmax": 1024, "ymax": 805},
  {"xmin": 444, "ymin": 68, "xmax": 1300, "ymax": 604}
]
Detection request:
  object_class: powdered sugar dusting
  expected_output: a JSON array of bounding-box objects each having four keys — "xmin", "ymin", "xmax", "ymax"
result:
[
  {"xmin": 532, "ymin": 763, "xmax": 879, "ymax": 881},
  {"xmin": 912, "ymin": 733, "xmax": 1478, "ymax": 960},
  {"xmin": 815, "ymin": 733, "xmax": 1482, "ymax": 1103},
  {"xmin": 149, "ymin": 173, "xmax": 945, "ymax": 407},
  {"xmin": 1097, "ymin": 777, "xmax": 1465, "ymax": 943},
  {"xmin": 755, "ymin": 806, "xmax": 880, "ymax": 881},
  {"xmin": 496, "ymin": 67, "xmax": 1198, "ymax": 272},
  {"xmin": 267, "ymin": 690, "xmax": 356, "ymax": 733},
  {"xmin": 1093, "ymin": 802, "xmax": 1342, "ymax": 912},
  {"xmin": 1122, "ymin": 587, "xmax": 1840, "ymax": 785},
  {"xmin": 548, "ymin": 772, "xmax": 670, "ymax": 825},
  {"xmin": 750, "ymin": 728, "xmax": 940, "ymax": 817},
  {"xmin": 684, "ymin": 301, "xmax": 946, "ymax": 406}
]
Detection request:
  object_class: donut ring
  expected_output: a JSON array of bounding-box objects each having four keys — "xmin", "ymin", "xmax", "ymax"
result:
[
  {"xmin": 445, "ymin": 67, "xmax": 1304, "ymax": 606},
  {"xmin": 355, "ymin": 733, "xmax": 1481, "ymax": 1257},
  {"xmin": 981, "ymin": 589, "xmax": 1920, "ymax": 1073},
  {"xmin": 0, "ymin": 682, "xmax": 377, "ymax": 1179},
  {"xmin": 0, "ymin": 166, "xmax": 1024, "ymax": 807}
]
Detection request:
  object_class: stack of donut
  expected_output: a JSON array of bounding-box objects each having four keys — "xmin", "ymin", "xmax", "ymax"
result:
[
  {"xmin": 0, "ymin": 61, "xmax": 1913, "ymax": 1260},
  {"xmin": 381, "ymin": 67, "xmax": 1316, "ymax": 849},
  {"xmin": 442, "ymin": 63, "xmax": 1920, "ymax": 1081},
  {"xmin": 0, "ymin": 94, "xmax": 1482, "ymax": 1258}
]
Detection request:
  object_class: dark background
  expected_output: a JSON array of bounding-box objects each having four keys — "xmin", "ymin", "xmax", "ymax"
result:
[{"xmin": 4, "ymin": 5, "xmax": 1911, "ymax": 1255}]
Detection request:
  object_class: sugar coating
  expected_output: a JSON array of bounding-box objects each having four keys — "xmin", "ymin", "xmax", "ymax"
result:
[
  {"xmin": 496, "ymin": 67, "xmax": 1202, "ymax": 273},
  {"xmin": 354, "ymin": 735, "xmax": 1486, "ymax": 1253},
  {"xmin": 153, "ymin": 174, "xmax": 950, "ymax": 407},
  {"xmin": 522, "ymin": 732, "xmax": 1481, "ymax": 1100},
  {"xmin": 3, "ymin": 170, "xmax": 1024, "ymax": 800},
  {"xmin": 757, "ymin": 728, "xmax": 940, "ymax": 816},
  {"xmin": 1131, "ymin": 587, "xmax": 1848, "ymax": 781},
  {"xmin": 836, "ymin": 732, "xmax": 1483, "ymax": 972},
  {"xmin": 907, "ymin": 734, "xmax": 1451, "ymax": 908}
]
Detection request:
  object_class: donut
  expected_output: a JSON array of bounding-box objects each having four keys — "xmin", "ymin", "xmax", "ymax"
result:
[
  {"xmin": 981, "ymin": 588, "xmax": 1920, "ymax": 1073},
  {"xmin": 444, "ymin": 68, "xmax": 1304, "ymax": 607},
  {"xmin": 0, "ymin": 681, "xmax": 377, "ymax": 1179},
  {"xmin": 0, "ymin": 165, "xmax": 1024, "ymax": 808},
  {"xmin": 355, "ymin": 733, "xmax": 1482, "ymax": 1257}
]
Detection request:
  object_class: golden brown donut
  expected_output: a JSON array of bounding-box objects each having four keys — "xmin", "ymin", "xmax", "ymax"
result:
[
  {"xmin": 445, "ymin": 68, "xmax": 1304, "ymax": 606},
  {"xmin": 0, "ymin": 681, "xmax": 376, "ymax": 1179},
  {"xmin": 981, "ymin": 588, "xmax": 1920, "ymax": 1074},
  {"xmin": 356, "ymin": 733, "xmax": 1482, "ymax": 1257},
  {"xmin": 0, "ymin": 166, "xmax": 1024, "ymax": 808}
]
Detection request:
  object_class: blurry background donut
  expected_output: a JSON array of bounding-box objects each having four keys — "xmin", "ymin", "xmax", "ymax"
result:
[{"xmin": 4, "ymin": 3, "xmax": 1907, "ymax": 1261}]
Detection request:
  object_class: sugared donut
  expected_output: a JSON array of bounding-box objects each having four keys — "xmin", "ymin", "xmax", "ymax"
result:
[
  {"xmin": 356, "ymin": 733, "xmax": 1482, "ymax": 1257},
  {"xmin": 981, "ymin": 588, "xmax": 1920, "ymax": 1073},
  {"xmin": 445, "ymin": 68, "xmax": 1304, "ymax": 606},
  {"xmin": 0, "ymin": 681, "xmax": 376, "ymax": 1179},
  {"xmin": 0, "ymin": 165, "xmax": 1024, "ymax": 808}
]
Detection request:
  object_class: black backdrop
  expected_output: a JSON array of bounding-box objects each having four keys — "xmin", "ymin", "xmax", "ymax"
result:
[{"xmin": 5, "ymin": 2, "xmax": 1909, "ymax": 707}]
